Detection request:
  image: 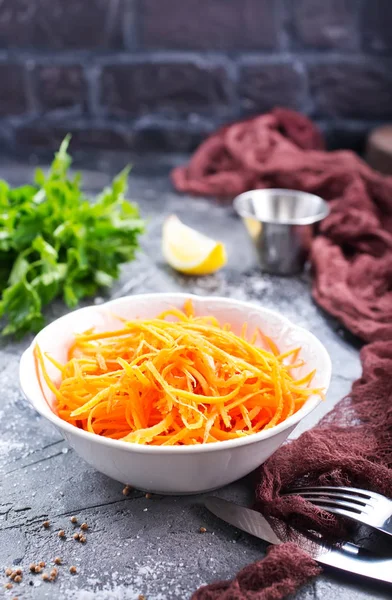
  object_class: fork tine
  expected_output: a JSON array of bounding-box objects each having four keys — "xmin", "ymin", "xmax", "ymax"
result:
[
  {"xmin": 293, "ymin": 496, "xmax": 372, "ymax": 514},
  {"xmin": 286, "ymin": 490, "xmax": 373, "ymax": 508},
  {"xmin": 310, "ymin": 503, "xmax": 369, "ymax": 523},
  {"xmin": 287, "ymin": 486, "xmax": 383, "ymax": 502}
]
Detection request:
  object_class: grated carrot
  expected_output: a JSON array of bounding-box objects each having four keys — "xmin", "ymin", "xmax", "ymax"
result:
[{"xmin": 34, "ymin": 301, "xmax": 324, "ymax": 446}]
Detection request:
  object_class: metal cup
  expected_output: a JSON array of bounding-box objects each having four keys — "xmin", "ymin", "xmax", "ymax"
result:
[{"xmin": 234, "ymin": 189, "xmax": 329, "ymax": 275}]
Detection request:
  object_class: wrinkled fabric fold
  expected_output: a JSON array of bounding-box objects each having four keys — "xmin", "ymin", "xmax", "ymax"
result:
[
  {"xmin": 192, "ymin": 544, "xmax": 322, "ymax": 600},
  {"xmin": 173, "ymin": 109, "xmax": 392, "ymax": 600}
]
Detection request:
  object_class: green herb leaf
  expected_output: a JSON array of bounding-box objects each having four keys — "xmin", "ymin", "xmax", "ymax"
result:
[
  {"xmin": 0, "ymin": 280, "xmax": 44, "ymax": 337},
  {"xmin": 0, "ymin": 136, "xmax": 144, "ymax": 336}
]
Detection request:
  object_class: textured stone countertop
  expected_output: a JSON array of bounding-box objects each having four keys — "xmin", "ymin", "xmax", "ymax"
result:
[{"xmin": 0, "ymin": 152, "xmax": 389, "ymax": 600}]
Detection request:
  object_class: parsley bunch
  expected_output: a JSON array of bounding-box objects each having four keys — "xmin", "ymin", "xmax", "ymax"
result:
[{"xmin": 0, "ymin": 136, "xmax": 144, "ymax": 337}]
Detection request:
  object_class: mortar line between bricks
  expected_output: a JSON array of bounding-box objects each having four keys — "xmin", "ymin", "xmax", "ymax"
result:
[
  {"xmin": 0, "ymin": 49, "xmax": 390, "ymax": 64},
  {"xmin": 357, "ymin": 0, "xmax": 369, "ymax": 53},
  {"xmin": 124, "ymin": 0, "xmax": 140, "ymax": 51},
  {"xmin": 104, "ymin": 0, "xmax": 121, "ymax": 46}
]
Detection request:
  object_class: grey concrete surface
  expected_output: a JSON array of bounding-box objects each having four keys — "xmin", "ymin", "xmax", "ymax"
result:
[{"xmin": 0, "ymin": 155, "xmax": 388, "ymax": 599}]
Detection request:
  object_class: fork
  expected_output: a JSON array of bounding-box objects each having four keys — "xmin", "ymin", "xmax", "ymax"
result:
[{"xmin": 283, "ymin": 486, "xmax": 392, "ymax": 538}]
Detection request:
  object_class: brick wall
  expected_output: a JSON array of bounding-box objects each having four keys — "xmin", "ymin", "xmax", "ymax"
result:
[{"xmin": 0, "ymin": 0, "xmax": 391, "ymax": 154}]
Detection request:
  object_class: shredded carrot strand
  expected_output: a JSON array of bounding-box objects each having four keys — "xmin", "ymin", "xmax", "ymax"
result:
[{"xmin": 34, "ymin": 300, "xmax": 323, "ymax": 445}]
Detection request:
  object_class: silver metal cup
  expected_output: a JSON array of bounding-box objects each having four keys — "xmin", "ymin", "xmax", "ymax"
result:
[{"xmin": 234, "ymin": 189, "xmax": 329, "ymax": 275}]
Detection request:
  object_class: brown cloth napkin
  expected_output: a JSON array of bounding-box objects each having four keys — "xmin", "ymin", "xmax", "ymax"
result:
[{"xmin": 171, "ymin": 109, "xmax": 392, "ymax": 599}]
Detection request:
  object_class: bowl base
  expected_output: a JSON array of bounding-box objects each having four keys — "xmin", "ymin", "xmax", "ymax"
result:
[{"xmin": 136, "ymin": 484, "xmax": 224, "ymax": 496}]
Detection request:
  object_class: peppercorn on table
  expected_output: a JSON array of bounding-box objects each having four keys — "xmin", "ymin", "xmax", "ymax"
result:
[{"xmin": 0, "ymin": 151, "xmax": 382, "ymax": 600}]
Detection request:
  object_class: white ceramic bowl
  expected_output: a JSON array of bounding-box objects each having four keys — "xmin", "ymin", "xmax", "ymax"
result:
[{"xmin": 19, "ymin": 293, "xmax": 331, "ymax": 495}]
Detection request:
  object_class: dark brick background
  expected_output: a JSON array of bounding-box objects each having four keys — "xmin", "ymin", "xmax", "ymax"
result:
[{"xmin": 0, "ymin": 0, "xmax": 391, "ymax": 154}]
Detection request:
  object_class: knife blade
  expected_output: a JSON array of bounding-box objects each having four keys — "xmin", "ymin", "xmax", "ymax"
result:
[{"xmin": 205, "ymin": 496, "xmax": 392, "ymax": 585}]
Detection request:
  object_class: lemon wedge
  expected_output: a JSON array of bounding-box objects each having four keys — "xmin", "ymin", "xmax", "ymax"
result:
[{"xmin": 162, "ymin": 215, "xmax": 227, "ymax": 275}]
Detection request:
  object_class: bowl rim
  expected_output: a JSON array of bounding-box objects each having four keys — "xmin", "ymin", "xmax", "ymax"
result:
[
  {"xmin": 19, "ymin": 293, "xmax": 332, "ymax": 455},
  {"xmin": 233, "ymin": 188, "xmax": 330, "ymax": 226}
]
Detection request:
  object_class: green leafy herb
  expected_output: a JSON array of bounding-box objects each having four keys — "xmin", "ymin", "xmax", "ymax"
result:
[{"xmin": 0, "ymin": 136, "xmax": 144, "ymax": 337}]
